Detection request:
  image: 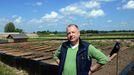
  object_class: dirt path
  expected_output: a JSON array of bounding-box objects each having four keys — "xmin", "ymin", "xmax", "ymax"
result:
[{"xmin": 93, "ymin": 47, "xmax": 134, "ymax": 75}]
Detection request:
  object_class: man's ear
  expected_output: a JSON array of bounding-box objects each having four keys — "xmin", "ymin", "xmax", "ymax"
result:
[{"xmin": 78, "ymin": 31, "xmax": 80, "ymax": 36}]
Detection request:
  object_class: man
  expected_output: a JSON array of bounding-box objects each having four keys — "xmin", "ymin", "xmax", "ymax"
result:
[{"xmin": 53, "ymin": 24, "xmax": 109, "ymax": 75}]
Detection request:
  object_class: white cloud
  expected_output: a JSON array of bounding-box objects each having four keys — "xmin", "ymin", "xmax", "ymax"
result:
[
  {"xmin": 42, "ymin": 11, "xmax": 58, "ymax": 19},
  {"xmin": 95, "ymin": 0, "xmax": 114, "ymax": 2},
  {"xmin": 81, "ymin": 1, "xmax": 100, "ymax": 8},
  {"xmin": 28, "ymin": 11, "xmax": 63, "ymax": 25},
  {"xmin": 28, "ymin": 19, "xmax": 41, "ymax": 25},
  {"xmin": 27, "ymin": 0, "xmax": 108, "ymax": 26},
  {"xmin": 60, "ymin": 6, "xmax": 86, "ymax": 16},
  {"xmin": 81, "ymin": 23, "xmax": 90, "ymax": 26},
  {"xmin": 107, "ymin": 20, "xmax": 112, "ymax": 23},
  {"xmin": 60, "ymin": 1, "xmax": 105, "ymax": 18},
  {"xmin": 116, "ymin": 7, "xmax": 121, "ymax": 10},
  {"xmin": 12, "ymin": 16, "xmax": 23, "ymax": 24},
  {"xmin": 41, "ymin": 11, "xmax": 63, "ymax": 23},
  {"xmin": 12, "ymin": 15, "xmax": 18, "ymax": 18},
  {"xmin": 24, "ymin": 2, "xmax": 43, "ymax": 7},
  {"xmin": 123, "ymin": 0, "xmax": 134, "ymax": 9},
  {"xmin": 14, "ymin": 16, "xmax": 23, "ymax": 24},
  {"xmin": 38, "ymin": 25, "xmax": 43, "ymax": 28},
  {"xmin": 35, "ymin": 2, "xmax": 43, "ymax": 6},
  {"xmin": 87, "ymin": 9, "xmax": 105, "ymax": 18},
  {"xmin": 0, "ymin": 18, "xmax": 10, "ymax": 26},
  {"xmin": 120, "ymin": 21, "xmax": 128, "ymax": 26},
  {"xmin": 0, "ymin": 16, "xmax": 23, "ymax": 26}
]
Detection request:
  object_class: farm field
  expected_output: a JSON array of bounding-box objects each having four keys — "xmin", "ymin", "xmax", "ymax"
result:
[
  {"xmin": 27, "ymin": 32, "xmax": 134, "ymax": 42},
  {"xmin": 0, "ymin": 39, "xmax": 133, "ymax": 75},
  {"xmin": 0, "ymin": 41, "xmax": 61, "ymax": 64}
]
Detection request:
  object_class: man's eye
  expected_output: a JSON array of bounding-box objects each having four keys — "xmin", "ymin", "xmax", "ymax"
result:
[
  {"xmin": 67, "ymin": 33, "xmax": 70, "ymax": 35},
  {"xmin": 71, "ymin": 31, "xmax": 75, "ymax": 34}
]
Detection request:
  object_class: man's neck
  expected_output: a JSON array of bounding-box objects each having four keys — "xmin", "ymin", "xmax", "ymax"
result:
[
  {"xmin": 70, "ymin": 40, "xmax": 79, "ymax": 46},
  {"xmin": 70, "ymin": 43, "xmax": 79, "ymax": 49}
]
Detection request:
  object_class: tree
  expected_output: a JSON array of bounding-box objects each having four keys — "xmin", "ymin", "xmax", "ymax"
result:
[
  {"xmin": 4, "ymin": 22, "xmax": 15, "ymax": 32},
  {"xmin": 53, "ymin": 31, "xmax": 58, "ymax": 34},
  {"xmin": 14, "ymin": 28, "xmax": 23, "ymax": 33}
]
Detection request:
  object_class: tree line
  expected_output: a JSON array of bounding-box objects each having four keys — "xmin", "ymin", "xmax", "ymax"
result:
[
  {"xmin": 4, "ymin": 22, "xmax": 134, "ymax": 34},
  {"xmin": 36, "ymin": 30, "xmax": 134, "ymax": 35}
]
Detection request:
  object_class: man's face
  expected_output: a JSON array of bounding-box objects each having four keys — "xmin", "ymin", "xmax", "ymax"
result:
[{"xmin": 66, "ymin": 26, "xmax": 80, "ymax": 43}]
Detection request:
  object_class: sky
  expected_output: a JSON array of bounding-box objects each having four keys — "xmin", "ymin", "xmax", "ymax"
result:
[{"xmin": 0, "ymin": 0, "xmax": 134, "ymax": 32}]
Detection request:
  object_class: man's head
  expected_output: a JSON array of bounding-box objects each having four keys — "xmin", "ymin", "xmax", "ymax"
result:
[{"xmin": 66, "ymin": 24, "xmax": 80, "ymax": 45}]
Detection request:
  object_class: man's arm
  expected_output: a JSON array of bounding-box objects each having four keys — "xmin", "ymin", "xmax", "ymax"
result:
[
  {"xmin": 53, "ymin": 45, "xmax": 61, "ymax": 65},
  {"xmin": 88, "ymin": 53, "xmax": 119, "ymax": 75},
  {"xmin": 108, "ymin": 53, "xmax": 117, "ymax": 61},
  {"xmin": 88, "ymin": 45, "xmax": 109, "ymax": 74},
  {"xmin": 54, "ymin": 59, "xmax": 60, "ymax": 65},
  {"xmin": 88, "ymin": 42, "xmax": 120, "ymax": 75},
  {"xmin": 90, "ymin": 62, "xmax": 103, "ymax": 73}
]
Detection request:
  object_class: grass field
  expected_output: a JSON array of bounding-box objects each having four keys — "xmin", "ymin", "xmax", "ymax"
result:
[
  {"xmin": 27, "ymin": 35, "xmax": 134, "ymax": 42},
  {"xmin": 0, "ymin": 62, "xmax": 28, "ymax": 75}
]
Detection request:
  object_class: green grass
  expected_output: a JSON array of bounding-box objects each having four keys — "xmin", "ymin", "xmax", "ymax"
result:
[
  {"xmin": 28, "ymin": 36, "xmax": 66, "ymax": 42},
  {"xmin": 87, "ymin": 40, "xmax": 115, "ymax": 48},
  {"xmin": 0, "ymin": 39, "xmax": 8, "ymax": 42},
  {"xmin": 28, "ymin": 35, "xmax": 134, "ymax": 42},
  {"xmin": 0, "ymin": 62, "xmax": 27, "ymax": 75},
  {"xmin": 3, "ymin": 45, "xmax": 19, "ymax": 49},
  {"xmin": 81, "ymin": 35, "xmax": 134, "ymax": 39}
]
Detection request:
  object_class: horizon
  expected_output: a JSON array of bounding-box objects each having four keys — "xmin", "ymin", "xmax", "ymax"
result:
[{"xmin": 0, "ymin": 0, "xmax": 134, "ymax": 32}]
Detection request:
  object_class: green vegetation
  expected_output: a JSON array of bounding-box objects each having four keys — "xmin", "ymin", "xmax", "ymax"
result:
[
  {"xmin": 14, "ymin": 28, "xmax": 23, "ymax": 33},
  {"xmin": 28, "ymin": 36, "xmax": 66, "ymax": 42},
  {"xmin": 0, "ymin": 39, "xmax": 8, "ymax": 42},
  {"xmin": 88, "ymin": 40, "xmax": 114, "ymax": 48},
  {"xmin": 36, "ymin": 29, "xmax": 134, "ymax": 35},
  {"xmin": 80, "ymin": 30, "xmax": 134, "ymax": 34},
  {"xmin": 29, "ymin": 42, "xmax": 47, "ymax": 46},
  {"xmin": 28, "ymin": 35, "xmax": 134, "ymax": 42},
  {"xmin": 81, "ymin": 35, "xmax": 134, "ymax": 39},
  {"xmin": 4, "ymin": 22, "xmax": 15, "ymax": 32},
  {"xmin": 4, "ymin": 22, "xmax": 23, "ymax": 33},
  {"xmin": 0, "ymin": 62, "xmax": 28, "ymax": 75},
  {"xmin": 36, "ymin": 30, "xmax": 65, "ymax": 37},
  {"xmin": 35, "ymin": 30, "xmax": 134, "ymax": 41}
]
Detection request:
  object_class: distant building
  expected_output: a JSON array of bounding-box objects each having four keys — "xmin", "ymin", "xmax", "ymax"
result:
[
  {"xmin": 6, "ymin": 34, "xmax": 28, "ymax": 43},
  {"xmin": 0, "ymin": 32, "xmax": 39, "ymax": 39},
  {"xmin": 0, "ymin": 32, "xmax": 19, "ymax": 39}
]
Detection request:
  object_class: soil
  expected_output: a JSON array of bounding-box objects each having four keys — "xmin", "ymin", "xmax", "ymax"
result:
[
  {"xmin": 92, "ymin": 39, "xmax": 134, "ymax": 75},
  {"xmin": 0, "ymin": 39, "xmax": 133, "ymax": 75}
]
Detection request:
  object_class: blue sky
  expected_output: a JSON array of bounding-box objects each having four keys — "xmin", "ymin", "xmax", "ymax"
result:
[{"xmin": 0, "ymin": 0, "xmax": 134, "ymax": 32}]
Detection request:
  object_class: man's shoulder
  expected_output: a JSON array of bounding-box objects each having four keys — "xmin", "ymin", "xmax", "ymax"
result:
[
  {"xmin": 61, "ymin": 41, "xmax": 70, "ymax": 47},
  {"xmin": 81, "ymin": 40, "xmax": 90, "ymax": 45}
]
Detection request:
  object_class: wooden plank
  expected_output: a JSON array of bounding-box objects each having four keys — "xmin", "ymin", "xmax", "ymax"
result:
[
  {"xmin": 15, "ymin": 52, "xmax": 33, "ymax": 56},
  {"xmin": 33, "ymin": 56, "xmax": 52, "ymax": 61}
]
